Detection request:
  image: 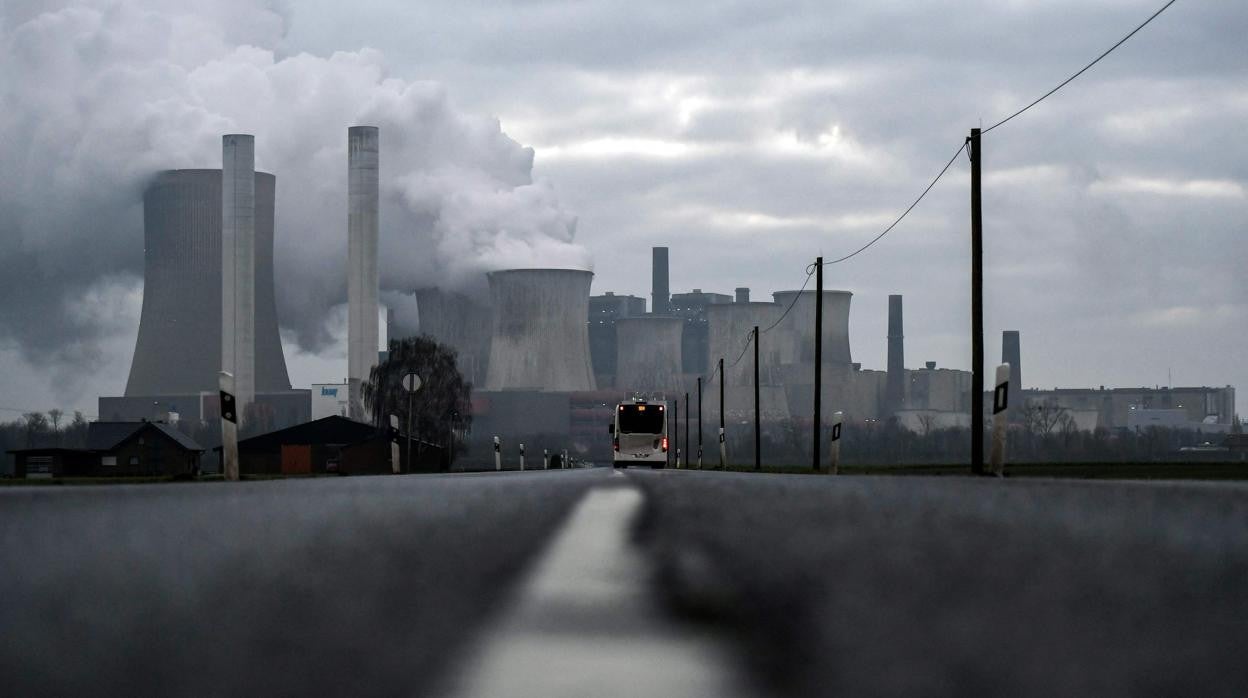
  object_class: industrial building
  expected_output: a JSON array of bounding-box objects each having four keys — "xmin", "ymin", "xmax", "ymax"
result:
[
  {"xmin": 670, "ymin": 289, "xmax": 732, "ymax": 374},
  {"xmin": 588, "ymin": 292, "xmax": 647, "ymax": 384}
]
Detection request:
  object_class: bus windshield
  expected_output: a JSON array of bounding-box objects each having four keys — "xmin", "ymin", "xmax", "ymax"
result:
[{"xmin": 617, "ymin": 404, "xmax": 664, "ymax": 434}]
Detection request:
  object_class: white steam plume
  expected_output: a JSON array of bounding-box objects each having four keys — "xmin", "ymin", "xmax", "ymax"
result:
[{"xmin": 0, "ymin": 0, "xmax": 589, "ymax": 400}]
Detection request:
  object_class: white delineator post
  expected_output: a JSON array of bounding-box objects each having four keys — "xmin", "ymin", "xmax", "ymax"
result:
[
  {"xmin": 222, "ymin": 135, "xmax": 255, "ymax": 428},
  {"xmin": 543, "ymin": 448, "xmax": 549, "ymax": 470},
  {"xmin": 520, "ymin": 443, "xmax": 526, "ymax": 471},
  {"xmin": 494, "ymin": 436, "xmax": 501, "ymax": 471},
  {"xmin": 389, "ymin": 414, "xmax": 401, "ymax": 474},
  {"xmin": 219, "ymin": 371, "xmax": 239, "ymax": 481},
  {"xmin": 991, "ymin": 363, "xmax": 1011, "ymax": 477},
  {"xmin": 718, "ymin": 427, "xmax": 727, "ymax": 469},
  {"xmin": 829, "ymin": 411, "xmax": 844, "ymax": 475},
  {"xmin": 348, "ymin": 126, "xmax": 380, "ymax": 422}
]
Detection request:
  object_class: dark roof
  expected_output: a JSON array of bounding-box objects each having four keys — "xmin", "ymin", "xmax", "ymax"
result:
[
  {"xmin": 5, "ymin": 448, "xmax": 92, "ymax": 455},
  {"xmin": 219, "ymin": 415, "xmax": 380, "ymax": 453},
  {"xmin": 86, "ymin": 421, "xmax": 204, "ymax": 453}
]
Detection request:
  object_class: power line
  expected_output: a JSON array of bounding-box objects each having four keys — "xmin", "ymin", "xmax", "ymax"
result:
[
  {"xmin": 727, "ymin": 329, "xmax": 755, "ymax": 369},
  {"xmin": 762, "ymin": 266, "xmax": 815, "ymax": 334},
  {"xmin": 822, "ymin": 140, "xmax": 968, "ymax": 266},
  {"xmin": 983, "ymin": 0, "xmax": 1180, "ymax": 134}
]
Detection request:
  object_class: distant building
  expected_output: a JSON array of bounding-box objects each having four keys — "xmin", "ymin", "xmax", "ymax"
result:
[
  {"xmin": 1022, "ymin": 386, "xmax": 1236, "ymax": 431},
  {"xmin": 669, "ymin": 289, "xmax": 732, "ymax": 375},
  {"xmin": 8, "ymin": 421, "xmax": 203, "ymax": 479},
  {"xmin": 213, "ymin": 415, "xmax": 443, "ymax": 475},
  {"xmin": 587, "ymin": 292, "xmax": 647, "ymax": 385},
  {"xmin": 312, "ymin": 383, "xmax": 349, "ymax": 420}
]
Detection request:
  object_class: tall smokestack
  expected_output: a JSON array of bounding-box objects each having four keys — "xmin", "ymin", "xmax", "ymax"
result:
[
  {"xmin": 1002, "ymin": 330, "xmax": 1021, "ymax": 401},
  {"xmin": 222, "ymin": 134, "xmax": 255, "ymax": 424},
  {"xmin": 652, "ymin": 247, "xmax": 669, "ymax": 315},
  {"xmin": 348, "ymin": 126, "xmax": 380, "ymax": 421},
  {"xmin": 886, "ymin": 294, "xmax": 904, "ymax": 414},
  {"xmin": 735, "ymin": 287, "xmax": 750, "ymax": 304}
]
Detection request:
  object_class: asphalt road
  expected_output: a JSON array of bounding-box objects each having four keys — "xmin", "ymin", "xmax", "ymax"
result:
[
  {"xmin": 4, "ymin": 468, "xmax": 1247, "ymax": 696},
  {"xmin": 0, "ymin": 470, "xmax": 600, "ymax": 696},
  {"xmin": 631, "ymin": 470, "xmax": 1248, "ymax": 697}
]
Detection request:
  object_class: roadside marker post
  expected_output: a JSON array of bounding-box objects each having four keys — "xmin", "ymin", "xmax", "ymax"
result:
[
  {"xmin": 543, "ymin": 448, "xmax": 549, "ymax": 469},
  {"xmin": 520, "ymin": 443, "xmax": 526, "ymax": 471},
  {"xmin": 219, "ymin": 371, "xmax": 239, "ymax": 481},
  {"xmin": 389, "ymin": 415, "xmax": 401, "ymax": 474},
  {"xmin": 991, "ymin": 363, "xmax": 1011, "ymax": 477},
  {"xmin": 494, "ymin": 436, "xmax": 501, "ymax": 471},
  {"xmin": 829, "ymin": 411, "xmax": 843, "ymax": 475}
]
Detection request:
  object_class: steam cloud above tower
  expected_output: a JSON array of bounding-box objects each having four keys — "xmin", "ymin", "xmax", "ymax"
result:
[{"xmin": 0, "ymin": 0, "xmax": 589, "ymax": 396}]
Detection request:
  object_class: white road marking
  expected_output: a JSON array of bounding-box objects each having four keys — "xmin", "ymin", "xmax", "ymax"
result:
[{"xmin": 441, "ymin": 483, "xmax": 752, "ymax": 698}]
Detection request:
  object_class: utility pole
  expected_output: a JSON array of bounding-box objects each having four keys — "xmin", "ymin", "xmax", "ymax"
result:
[
  {"xmin": 970, "ymin": 127, "xmax": 985, "ymax": 475},
  {"xmin": 813, "ymin": 256, "xmax": 823, "ymax": 472},
  {"xmin": 697, "ymin": 377, "xmax": 703, "ymax": 468},
  {"xmin": 674, "ymin": 398, "xmax": 680, "ymax": 468},
  {"xmin": 718, "ymin": 357, "xmax": 726, "ymax": 468},
  {"xmin": 753, "ymin": 326, "xmax": 761, "ymax": 471},
  {"xmin": 684, "ymin": 390, "xmax": 689, "ymax": 470}
]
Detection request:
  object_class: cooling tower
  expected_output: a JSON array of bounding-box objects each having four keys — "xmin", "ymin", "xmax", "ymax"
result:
[
  {"xmin": 412, "ymin": 287, "xmax": 493, "ymax": 387},
  {"xmin": 771, "ymin": 290, "xmax": 853, "ymax": 366},
  {"xmin": 614, "ymin": 316, "xmax": 684, "ymax": 393},
  {"xmin": 886, "ymin": 294, "xmax": 905, "ymax": 413},
  {"xmin": 348, "ymin": 126, "xmax": 380, "ymax": 419},
  {"xmin": 483, "ymin": 269, "xmax": 596, "ymax": 392},
  {"xmin": 652, "ymin": 247, "xmax": 670, "ymax": 315},
  {"xmin": 126, "ymin": 169, "xmax": 290, "ymax": 396},
  {"xmin": 705, "ymin": 302, "xmax": 788, "ymax": 418}
]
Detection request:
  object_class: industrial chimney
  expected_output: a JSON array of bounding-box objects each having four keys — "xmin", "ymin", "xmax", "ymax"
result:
[
  {"xmin": 222, "ymin": 135, "xmax": 256, "ymax": 423},
  {"xmin": 484, "ymin": 269, "xmax": 597, "ymax": 392},
  {"xmin": 886, "ymin": 294, "xmax": 905, "ymax": 414},
  {"xmin": 652, "ymin": 247, "xmax": 670, "ymax": 315},
  {"xmin": 126, "ymin": 169, "xmax": 291, "ymax": 398},
  {"xmin": 1002, "ymin": 330, "xmax": 1021, "ymax": 402},
  {"xmin": 348, "ymin": 126, "xmax": 380, "ymax": 421}
]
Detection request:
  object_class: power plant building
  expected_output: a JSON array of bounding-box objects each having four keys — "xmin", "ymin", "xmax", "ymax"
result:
[
  {"xmin": 107, "ymin": 167, "xmax": 308, "ymax": 428},
  {"xmin": 614, "ymin": 316, "xmax": 683, "ymax": 393},
  {"xmin": 588, "ymin": 292, "xmax": 647, "ymax": 385},
  {"xmin": 670, "ymin": 289, "xmax": 732, "ymax": 375}
]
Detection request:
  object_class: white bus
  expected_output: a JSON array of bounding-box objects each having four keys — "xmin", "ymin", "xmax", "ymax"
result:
[{"xmin": 609, "ymin": 399, "xmax": 668, "ymax": 468}]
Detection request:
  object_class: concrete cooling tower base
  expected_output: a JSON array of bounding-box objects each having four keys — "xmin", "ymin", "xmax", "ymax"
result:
[{"xmin": 484, "ymin": 269, "xmax": 597, "ymax": 392}]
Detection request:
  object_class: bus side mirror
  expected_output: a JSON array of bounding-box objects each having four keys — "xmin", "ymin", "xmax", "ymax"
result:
[{"xmin": 608, "ymin": 424, "xmax": 615, "ymax": 435}]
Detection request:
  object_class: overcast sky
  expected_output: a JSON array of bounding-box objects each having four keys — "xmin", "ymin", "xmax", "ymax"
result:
[{"xmin": 1, "ymin": 0, "xmax": 1245, "ymax": 419}]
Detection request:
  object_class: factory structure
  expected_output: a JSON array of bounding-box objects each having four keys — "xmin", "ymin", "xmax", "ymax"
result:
[{"xmin": 99, "ymin": 126, "xmax": 1237, "ymax": 465}]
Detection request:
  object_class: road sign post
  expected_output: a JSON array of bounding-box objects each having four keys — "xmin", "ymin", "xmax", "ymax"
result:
[
  {"xmin": 991, "ymin": 363, "xmax": 1011, "ymax": 477},
  {"xmin": 219, "ymin": 371, "xmax": 239, "ymax": 481},
  {"xmin": 829, "ymin": 411, "xmax": 843, "ymax": 475},
  {"xmin": 402, "ymin": 373, "xmax": 422, "ymax": 475}
]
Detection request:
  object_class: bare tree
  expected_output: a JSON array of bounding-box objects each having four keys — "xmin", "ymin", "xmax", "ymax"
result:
[
  {"xmin": 47, "ymin": 408, "xmax": 63, "ymax": 444},
  {"xmin": 22, "ymin": 412, "xmax": 49, "ymax": 448},
  {"xmin": 1024, "ymin": 398, "xmax": 1072, "ymax": 436},
  {"xmin": 916, "ymin": 412, "xmax": 938, "ymax": 437}
]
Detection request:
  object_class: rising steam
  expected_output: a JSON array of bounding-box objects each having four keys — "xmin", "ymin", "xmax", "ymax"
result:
[{"xmin": 0, "ymin": 0, "xmax": 589, "ymax": 401}]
